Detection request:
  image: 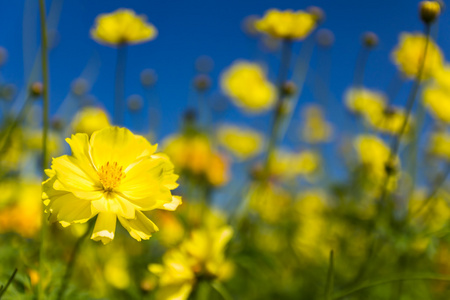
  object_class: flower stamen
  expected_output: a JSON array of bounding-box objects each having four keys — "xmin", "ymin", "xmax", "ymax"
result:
[{"xmin": 98, "ymin": 161, "xmax": 126, "ymax": 191}]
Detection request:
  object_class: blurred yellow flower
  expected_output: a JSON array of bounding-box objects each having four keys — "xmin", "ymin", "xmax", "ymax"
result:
[
  {"xmin": 0, "ymin": 180, "xmax": 41, "ymax": 238},
  {"xmin": 409, "ymin": 189, "xmax": 450, "ymax": 233},
  {"xmin": 149, "ymin": 226, "xmax": 234, "ymax": 300},
  {"xmin": 104, "ymin": 249, "xmax": 130, "ymax": 290},
  {"xmin": 428, "ymin": 131, "xmax": 450, "ymax": 160},
  {"xmin": 300, "ymin": 105, "xmax": 333, "ymax": 143},
  {"xmin": 91, "ymin": 9, "xmax": 157, "ymax": 46},
  {"xmin": 42, "ymin": 127, "xmax": 181, "ymax": 244},
  {"xmin": 72, "ymin": 106, "xmax": 111, "ymax": 136},
  {"xmin": 433, "ymin": 64, "xmax": 450, "ymax": 88},
  {"xmin": 367, "ymin": 106, "xmax": 412, "ymax": 135},
  {"xmin": 391, "ymin": 32, "xmax": 443, "ymax": 80},
  {"xmin": 255, "ymin": 9, "xmax": 316, "ymax": 40},
  {"xmin": 154, "ymin": 211, "xmax": 185, "ymax": 247},
  {"xmin": 422, "ymin": 84, "xmax": 450, "ymax": 123},
  {"xmin": 163, "ymin": 134, "xmax": 229, "ymax": 186},
  {"xmin": 217, "ymin": 124, "xmax": 264, "ymax": 160},
  {"xmin": 345, "ymin": 88, "xmax": 386, "ymax": 119},
  {"xmin": 354, "ymin": 135, "xmax": 399, "ymax": 192},
  {"xmin": 221, "ymin": 61, "xmax": 276, "ymax": 113},
  {"xmin": 269, "ymin": 149, "xmax": 320, "ymax": 180},
  {"xmin": 248, "ymin": 182, "xmax": 291, "ymax": 223},
  {"xmin": 25, "ymin": 129, "xmax": 62, "ymax": 157}
]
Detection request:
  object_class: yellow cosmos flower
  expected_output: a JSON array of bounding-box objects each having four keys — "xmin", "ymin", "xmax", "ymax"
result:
[
  {"xmin": 345, "ymin": 88, "xmax": 386, "ymax": 119},
  {"xmin": 391, "ymin": 32, "xmax": 443, "ymax": 80},
  {"xmin": 42, "ymin": 127, "xmax": 181, "ymax": 244},
  {"xmin": 72, "ymin": 106, "xmax": 111, "ymax": 136},
  {"xmin": 423, "ymin": 84, "xmax": 450, "ymax": 123},
  {"xmin": 163, "ymin": 134, "xmax": 229, "ymax": 186},
  {"xmin": 91, "ymin": 9, "xmax": 157, "ymax": 46},
  {"xmin": 221, "ymin": 61, "xmax": 276, "ymax": 113},
  {"xmin": 255, "ymin": 9, "xmax": 316, "ymax": 40},
  {"xmin": 149, "ymin": 226, "xmax": 234, "ymax": 300},
  {"xmin": 217, "ymin": 124, "xmax": 264, "ymax": 160},
  {"xmin": 300, "ymin": 105, "xmax": 333, "ymax": 143},
  {"xmin": 428, "ymin": 131, "xmax": 450, "ymax": 160}
]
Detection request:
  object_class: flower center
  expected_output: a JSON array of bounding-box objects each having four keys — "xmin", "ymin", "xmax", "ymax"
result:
[{"xmin": 98, "ymin": 161, "xmax": 125, "ymax": 191}]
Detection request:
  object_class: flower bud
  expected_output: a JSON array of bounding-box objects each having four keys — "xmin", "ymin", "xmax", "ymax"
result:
[
  {"xmin": 140, "ymin": 69, "xmax": 157, "ymax": 88},
  {"xmin": 361, "ymin": 32, "xmax": 379, "ymax": 49},
  {"xmin": 316, "ymin": 29, "xmax": 335, "ymax": 48},
  {"xmin": 281, "ymin": 81, "xmax": 297, "ymax": 96},
  {"xmin": 419, "ymin": 1, "xmax": 441, "ymax": 24},
  {"xmin": 127, "ymin": 95, "xmax": 144, "ymax": 111},
  {"xmin": 193, "ymin": 74, "xmax": 211, "ymax": 92},
  {"xmin": 241, "ymin": 15, "xmax": 260, "ymax": 37},
  {"xmin": 195, "ymin": 55, "xmax": 214, "ymax": 73},
  {"xmin": 30, "ymin": 82, "xmax": 43, "ymax": 98},
  {"xmin": 71, "ymin": 78, "xmax": 90, "ymax": 97},
  {"xmin": 51, "ymin": 116, "xmax": 65, "ymax": 131},
  {"xmin": 307, "ymin": 6, "xmax": 325, "ymax": 24}
]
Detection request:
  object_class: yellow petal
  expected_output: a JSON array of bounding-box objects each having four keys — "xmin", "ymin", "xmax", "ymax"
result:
[
  {"xmin": 91, "ymin": 212, "xmax": 117, "ymax": 244},
  {"xmin": 159, "ymin": 196, "xmax": 182, "ymax": 211},
  {"xmin": 118, "ymin": 211, "xmax": 159, "ymax": 241},
  {"xmin": 90, "ymin": 127, "xmax": 157, "ymax": 170}
]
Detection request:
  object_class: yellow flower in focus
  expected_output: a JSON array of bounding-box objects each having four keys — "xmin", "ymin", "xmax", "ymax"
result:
[
  {"xmin": 300, "ymin": 105, "xmax": 333, "ymax": 143},
  {"xmin": 217, "ymin": 124, "xmax": 264, "ymax": 160},
  {"xmin": 221, "ymin": 61, "xmax": 276, "ymax": 113},
  {"xmin": 345, "ymin": 88, "xmax": 386, "ymax": 119},
  {"xmin": 255, "ymin": 9, "xmax": 317, "ymax": 40},
  {"xmin": 0, "ymin": 180, "xmax": 42, "ymax": 238},
  {"xmin": 149, "ymin": 226, "xmax": 234, "ymax": 300},
  {"xmin": 91, "ymin": 9, "xmax": 157, "ymax": 46},
  {"xmin": 391, "ymin": 32, "xmax": 443, "ymax": 80},
  {"xmin": 42, "ymin": 127, "xmax": 181, "ymax": 244},
  {"xmin": 72, "ymin": 106, "xmax": 111, "ymax": 136},
  {"xmin": 428, "ymin": 131, "xmax": 450, "ymax": 160},
  {"xmin": 423, "ymin": 84, "xmax": 450, "ymax": 123},
  {"xmin": 163, "ymin": 134, "xmax": 229, "ymax": 186},
  {"xmin": 269, "ymin": 149, "xmax": 320, "ymax": 180}
]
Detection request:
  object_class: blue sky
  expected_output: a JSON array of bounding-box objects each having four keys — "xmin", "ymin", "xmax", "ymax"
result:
[{"xmin": 0, "ymin": 0, "xmax": 448, "ymax": 145}]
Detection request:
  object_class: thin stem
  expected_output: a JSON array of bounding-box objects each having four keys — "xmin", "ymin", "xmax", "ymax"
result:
[
  {"xmin": 56, "ymin": 221, "xmax": 94, "ymax": 300},
  {"xmin": 379, "ymin": 24, "xmax": 431, "ymax": 204},
  {"xmin": 0, "ymin": 268, "xmax": 18, "ymax": 298},
  {"xmin": 333, "ymin": 274, "xmax": 450, "ymax": 299},
  {"xmin": 263, "ymin": 39, "xmax": 293, "ymax": 176},
  {"xmin": 38, "ymin": 0, "xmax": 50, "ymax": 298},
  {"xmin": 114, "ymin": 45, "xmax": 128, "ymax": 125},
  {"xmin": 324, "ymin": 250, "xmax": 334, "ymax": 300}
]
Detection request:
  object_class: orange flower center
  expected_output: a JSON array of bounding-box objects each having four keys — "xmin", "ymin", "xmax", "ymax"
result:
[{"xmin": 98, "ymin": 161, "xmax": 125, "ymax": 191}]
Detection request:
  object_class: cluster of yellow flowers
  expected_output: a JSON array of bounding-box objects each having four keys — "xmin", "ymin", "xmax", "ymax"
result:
[
  {"xmin": 149, "ymin": 225, "xmax": 234, "ymax": 300},
  {"xmin": 345, "ymin": 88, "xmax": 411, "ymax": 135},
  {"xmin": 43, "ymin": 127, "xmax": 181, "ymax": 244},
  {"xmin": 221, "ymin": 61, "xmax": 276, "ymax": 113},
  {"xmin": 163, "ymin": 133, "xmax": 229, "ymax": 186}
]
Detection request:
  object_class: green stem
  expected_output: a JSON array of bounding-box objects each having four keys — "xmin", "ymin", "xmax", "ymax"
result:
[
  {"xmin": 38, "ymin": 0, "xmax": 50, "ymax": 298},
  {"xmin": 263, "ymin": 39, "xmax": 293, "ymax": 176},
  {"xmin": 379, "ymin": 24, "xmax": 431, "ymax": 204},
  {"xmin": 324, "ymin": 250, "xmax": 334, "ymax": 300},
  {"xmin": 333, "ymin": 274, "xmax": 450, "ymax": 299},
  {"xmin": 0, "ymin": 268, "xmax": 18, "ymax": 299},
  {"xmin": 56, "ymin": 221, "xmax": 94, "ymax": 300},
  {"xmin": 114, "ymin": 45, "xmax": 128, "ymax": 125}
]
